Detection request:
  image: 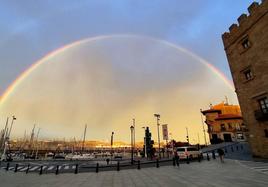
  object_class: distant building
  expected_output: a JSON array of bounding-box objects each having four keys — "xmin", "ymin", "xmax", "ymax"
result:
[
  {"xmin": 201, "ymin": 102, "xmax": 247, "ymax": 144},
  {"xmin": 222, "ymin": 1, "xmax": 268, "ymax": 158}
]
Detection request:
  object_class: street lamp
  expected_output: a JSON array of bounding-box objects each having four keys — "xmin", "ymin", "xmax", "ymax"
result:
[
  {"xmin": 130, "ymin": 125, "xmax": 134, "ymax": 164},
  {"xmin": 186, "ymin": 127, "xmax": 189, "ymax": 145},
  {"xmin": 8, "ymin": 115, "xmax": 16, "ymax": 138},
  {"xmin": 111, "ymin": 132, "xmax": 114, "ymax": 161},
  {"xmin": 132, "ymin": 118, "xmax": 135, "ymax": 155},
  {"xmin": 200, "ymin": 109, "xmax": 208, "ymax": 146},
  {"xmin": 154, "ymin": 114, "xmax": 161, "ymax": 159}
]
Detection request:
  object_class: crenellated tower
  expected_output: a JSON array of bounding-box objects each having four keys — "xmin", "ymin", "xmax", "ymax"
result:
[
  {"xmin": 222, "ymin": 0, "xmax": 268, "ymax": 158},
  {"xmin": 222, "ymin": 0, "xmax": 268, "ymax": 48}
]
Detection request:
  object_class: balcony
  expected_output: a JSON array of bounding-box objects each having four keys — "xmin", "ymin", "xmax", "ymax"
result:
[{"xmin": 254, "ymin": 109, "xmax": 268, "ymax": 121}]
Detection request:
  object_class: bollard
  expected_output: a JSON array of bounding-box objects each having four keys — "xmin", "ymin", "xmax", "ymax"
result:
[
  {"xmin": 231, "ymin": 146, "xmax": 234, "ymax": 152},
  {"xmin": 55, "ymin": 165, "xmax": 59, "ymax": 175},
  {"xmin": 26, "ymin": 164, "xmax": 30, "ymax": 174},
  {"xmin": 236, "ymin": 146, "xmax": 239, "ymax": 151},
  {"xmin": 14, "ymin": 164, "xmax": 18, "ymax": 172},
  {"xmin": 74, "ymin": 164, "xmax": 78, "ymax": 174},
  {"xmin": 206, "ymin": 153, "xmax": 210, "ymax": 161},
  {"xmin": 198, "ymin": 155, "xmax": 201, "ymax": 162},
  {"xmin": 137, "ymin": 160, "xmax": 141, "ymax": 170},
  {"xmin": 212, "ymin": 151, "xmax": 216, "ymax": 159},
  {"xmin": 172, "ymin": 157, "xmax": 176, "ymax": 166},
  {"xmin": 117, "ymin": 161, "xmax": 120, "ymax": 171},
  {"xmin": 186, "ymin": 156, "xmax": 190, "ymax": 164},
  {"xmin": 39, "ymin": 166, "xmax": 43, "ymax": 175},
  {"xmin": 96, "ymin": 163, "xmax": 99, "ymax": 173},
  {"xmin": 6, "ymin": 163, "xmax": 10, "ymax": 171},
  {"xmin": 156, "ymin": 159, "xmax": 159, "ymax": 168}
]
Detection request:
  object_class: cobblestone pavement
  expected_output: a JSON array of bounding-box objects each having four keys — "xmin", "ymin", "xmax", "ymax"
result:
[
  {"xmin": 1, "ymin": 159, "xmax": 268, "ymax": 187},
  {"xmin": 236, "ymin": 160, "xmax": 268, "ymax": 174}
]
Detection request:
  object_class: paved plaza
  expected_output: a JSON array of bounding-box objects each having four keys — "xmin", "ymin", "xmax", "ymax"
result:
[{"xmin": 0, "ymin": 159, "xmax": 268, "ymax": 187}]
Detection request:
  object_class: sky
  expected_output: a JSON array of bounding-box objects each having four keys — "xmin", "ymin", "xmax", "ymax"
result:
[{"xmin": 0, "ymin": 0, "xmax": 259, "ymax": 143}]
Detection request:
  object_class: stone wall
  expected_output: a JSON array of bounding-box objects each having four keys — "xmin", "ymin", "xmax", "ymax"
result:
[{"xmin": 222, "ymin": 1, "xmax": 268, "ymax": 158}]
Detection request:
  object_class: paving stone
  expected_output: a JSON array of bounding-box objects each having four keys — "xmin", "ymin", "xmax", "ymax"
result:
[{"xmin": 1, "ymin": 159, "xmax": 268, "ymax": 187}]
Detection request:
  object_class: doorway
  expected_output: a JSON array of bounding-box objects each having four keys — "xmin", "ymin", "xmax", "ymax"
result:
[{"xmin": 223, "ymin": 133, "xmax": 232, "ymax": 142}]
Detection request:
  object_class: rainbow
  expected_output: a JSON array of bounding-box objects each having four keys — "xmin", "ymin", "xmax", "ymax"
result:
[{"xmin": 0, "ymin": 34, "xmax": 234, "ymax": 105}]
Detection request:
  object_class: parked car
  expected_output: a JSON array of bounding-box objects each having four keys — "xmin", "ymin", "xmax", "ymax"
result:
[
  {"xmin": 176, "ymin": 146, "xmax": 201, "ymax": 160},
  {"xmin": 114, "ymin": 153, "xmax": 123, "ymax": 160}
]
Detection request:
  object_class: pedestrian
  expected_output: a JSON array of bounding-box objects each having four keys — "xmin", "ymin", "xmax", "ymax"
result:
[
  {"xmin": 217, "ymin": 148, "xmax": 225, "ymax": 163},
  {"xmin": 106, "ymin": 158, "xmax": 110, "ymax": 165},
  {"xmin": 174, "ymin": 151, "xmax": 180, "ymax": 167}
]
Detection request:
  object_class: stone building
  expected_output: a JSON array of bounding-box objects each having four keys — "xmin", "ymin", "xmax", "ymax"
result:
[
  {"xmin": 222, "ymin": 1, "xmax": 268, "ymax": 158},
  {"xmin": 201, "ymin": 102, "xmax": 246, "ymax": 144}
]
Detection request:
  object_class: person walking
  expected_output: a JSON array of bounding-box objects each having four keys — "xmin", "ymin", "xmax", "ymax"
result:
[
  {"xmin": 217, "ymin": 148, "xmax": 225, "ymax": 163},
  {"xmin": 174, "ymin": 151, "xmax": 180, "ymax": 167},
  {"xmin": 106, "ymin": 158, "xmax": 110, "ymax": 165}
]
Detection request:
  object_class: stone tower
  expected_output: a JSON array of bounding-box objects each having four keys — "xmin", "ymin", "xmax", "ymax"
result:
[{"xmin": 222, "ymin": 1, "xmax": 268, "ymax": 158}]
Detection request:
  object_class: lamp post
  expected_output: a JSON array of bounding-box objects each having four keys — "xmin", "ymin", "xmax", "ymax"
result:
[
  {"xmin": 111, "ymin": 132, "xmax": 114, "ymax": 161},
  {"xmin": 8, "ymin": 115, "xmax": 16, "ymax": 138},
  {"xmin": 200, "ymin": 109, "xmax": 208, "ymax": 146},
  {"xmin": 186, "ymin": 127, "xmax": 189, "ymax": 145},
  {"xmin": 132, "ymin": 118, "xmax": 135, "ymax": 155},
  {"xmin": 154, "ymin": 114, "xmax": 161, "ymax": 159},
  {"xmin": 130, "ymin": 126, "xmax": 134, "ymax": 164}
]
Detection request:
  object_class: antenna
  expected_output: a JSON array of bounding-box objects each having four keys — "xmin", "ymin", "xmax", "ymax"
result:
[
  {"xmin": 209, "ymin": 103, "xmax": 213, "ymax": 109},
  {"xmin": 225, "ymin": 96, "xmax": 229, "ymax": 104}
]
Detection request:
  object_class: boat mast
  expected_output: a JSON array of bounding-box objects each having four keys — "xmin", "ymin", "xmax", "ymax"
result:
[
  {"xmin": 29, "ymin": 124, "xmax": 36, "ymax": 155},
  {"xmin": 35, "ymin": 128, "xmax": 40, "ymax": 159},
  {"xmin": 82, "ymin": 124, "xmax": 87, "ymax": 153}
]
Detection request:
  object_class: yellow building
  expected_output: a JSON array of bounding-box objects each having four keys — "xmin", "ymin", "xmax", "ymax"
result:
[{"xmin": 201, "ymin": 102, "xmax": 247, "ymax": 144}]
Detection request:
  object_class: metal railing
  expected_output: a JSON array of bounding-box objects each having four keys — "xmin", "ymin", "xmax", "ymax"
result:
[{"xmin": 0, "ymin": 157, "xmax": 204, "ymax": 175}]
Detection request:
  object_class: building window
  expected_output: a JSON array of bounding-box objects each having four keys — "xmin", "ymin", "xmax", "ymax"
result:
[
  {"xmin": 244, "ymin": 69, "xmax": 253, "ymax": 80},
  {"xmin": 264, "ymin": 129, "xmax": 268, "ymax": 138},
  {"xmin": 242, "ymin": 38, "xmax": 250, "ymax": 49},
  {"xmin": 221, "ymin": 124, "xmax": 226, "ymax": 131},
  {"xmin": 237, "ymin": 133, "xmax": 244, "ymax": 140},
  {"xmin": 258, "ymin": 97, "xmax": 268, "ymax": 114}
]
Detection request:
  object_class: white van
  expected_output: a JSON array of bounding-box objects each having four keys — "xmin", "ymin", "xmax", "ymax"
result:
[{"xmin": 176, "ymin": 146, "xmax": 201, "ymax": 160}]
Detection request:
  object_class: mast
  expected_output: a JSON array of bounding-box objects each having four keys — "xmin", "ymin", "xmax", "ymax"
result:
[
  {"xmin": 82, "ymin": 124, "xmax": 87, "ymax": 152},
  {"xmin": 19, "ymin": 130, "xmax": 27, "ymax": 152},
  {"xmin": 29, "ymin": 124, "xmax": 36, "ymax": 151},
  {"xmin": 35, "ymin": 128, "xmax": 40, "ymax": 159},
  {"xmin": 1, "ymin": 117, "xmax": 9, "ymax": 150}
]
